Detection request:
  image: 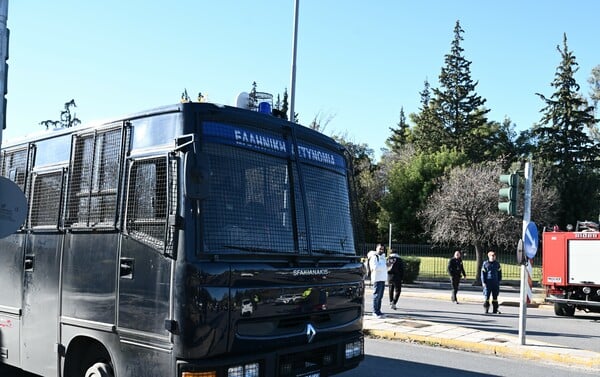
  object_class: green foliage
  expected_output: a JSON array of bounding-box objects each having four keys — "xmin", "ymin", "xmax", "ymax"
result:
[
  {"xmin": 410, "ymin": 80, "xmax": 451, "ymax": 153},
  {"xmin": 334, "ymin": 136, "xmax": 380, "ymax": 242},
  {"xmin": 428, "ymin": 21, "xmax": 492, "ymax": 163},
  {"xmin": 387, "ymin": 107, "xmax": 410, "ymax": 151},
  {"xmin": 477, "ymin": 117, "xmax": 522, "ymax": 163},
  {"xmin": 534, "ymin": 34, "xmax": 598, "ymax": 170},
  {"xmin": 409, "ymin": 22, "xmax": 518, "ymax": 164},
  {"xmin": 382, "ymin": 148, "xmax": 466, "ymax": 242},
  {"xmin": 402, "ymin": 256, "xmax": 421, "ymax": 284},
  {"xmin": 533, "ymin": 34, "xmax": 600, "ymax": 226}
]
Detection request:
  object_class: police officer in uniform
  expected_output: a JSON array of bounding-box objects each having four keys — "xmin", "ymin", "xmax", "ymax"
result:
[{"xmin": 481, "ymin": 250, "xmax": 502, "ymax": 314}]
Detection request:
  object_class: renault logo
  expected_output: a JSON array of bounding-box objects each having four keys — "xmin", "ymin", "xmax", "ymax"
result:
[{"xmin": 306, "ymin": 323, "xmax": 316, "ymax": 343}]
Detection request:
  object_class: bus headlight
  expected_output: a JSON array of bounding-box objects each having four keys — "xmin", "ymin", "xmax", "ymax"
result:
[
  {"xmin": 227, "ymin": 363, "xmax": 259, "ymax": 377},
  {"xmin": 345, "ymin": 340, "xmax": 363, "ymax": 359}
]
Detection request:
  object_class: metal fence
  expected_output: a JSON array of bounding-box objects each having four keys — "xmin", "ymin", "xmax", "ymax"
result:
[{"xmin": 359, "ymin": 243, "xmax": 542, "ymax": 283}]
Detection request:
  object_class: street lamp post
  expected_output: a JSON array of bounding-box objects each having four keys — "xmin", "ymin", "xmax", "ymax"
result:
[
  {"xmin": 289, "ymin": 0, "xmax": 299, "ymax": 123},
  {"xmin": 0, "ymin": 0, "xmax": 8, "ymax": 145}
]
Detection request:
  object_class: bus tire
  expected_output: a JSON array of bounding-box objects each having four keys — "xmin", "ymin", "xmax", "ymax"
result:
[
  {"xmin": 85, "ymin": 362, "xmax": 114, "ymax": 377},
  {"xmin": 554, "ymin": 303, "xmax": 575, "ymax": 317}
]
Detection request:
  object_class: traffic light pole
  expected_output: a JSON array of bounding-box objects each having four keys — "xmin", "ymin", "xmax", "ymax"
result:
[{"xmin": 518, "ymin": 161, "xmax": 533, "ymax": 345}]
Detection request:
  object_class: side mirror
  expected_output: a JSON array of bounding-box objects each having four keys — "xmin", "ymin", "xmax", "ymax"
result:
[
  {"xmin": 0, "ymin": 176, "xmax": 27, "ymax": 237},
  {"xmin": 184, "ymin": 152, "xmax": 210, "ymax": 200}
]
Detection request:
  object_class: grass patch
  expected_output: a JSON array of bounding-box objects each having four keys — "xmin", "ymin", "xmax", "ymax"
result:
[{"xmin": 414, "ymin": 256, "xmax": 541, "ymax": 282}]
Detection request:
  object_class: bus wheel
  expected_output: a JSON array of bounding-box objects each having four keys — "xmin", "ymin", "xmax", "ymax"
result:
[
  {"xmin": 85, "ymin": 362, "xmax": 114, "ymax": 377},
  {"xmin": 554, "ymin": 303, "xmax": 575, "ymax": 317}
]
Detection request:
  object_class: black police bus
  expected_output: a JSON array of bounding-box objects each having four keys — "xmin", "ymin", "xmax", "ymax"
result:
[{"xmin": 0, "ymin": 102, "xmax": 364, "ymax": 377}]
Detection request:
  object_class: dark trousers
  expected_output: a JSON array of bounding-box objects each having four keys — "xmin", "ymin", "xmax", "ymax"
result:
[
  {"xmin": 483, "ymin": 283, "xmax": 500, "ymax": 312},
  {"xmin": 450, "ymin": 275, "xmax": 461, "ymax": 301},
  {"xmin": 389, "ymin": 280, "xmax": 402, "ymax": 305}
]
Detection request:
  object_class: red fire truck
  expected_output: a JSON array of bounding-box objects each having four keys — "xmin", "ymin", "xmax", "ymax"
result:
[{"xmin": 542, "ymin": 221, "xmax": 600, "ymax": 316}]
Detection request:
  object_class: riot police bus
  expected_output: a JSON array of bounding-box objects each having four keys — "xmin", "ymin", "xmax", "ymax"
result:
[{"xmin": 0, "ymin": 100, "xmax": 364, "ymax": 377}]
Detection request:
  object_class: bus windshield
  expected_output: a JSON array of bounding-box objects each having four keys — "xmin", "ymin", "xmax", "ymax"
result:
[{"xmin": 200, "ymin": 122, "xmax": 354, "ymax": 256}]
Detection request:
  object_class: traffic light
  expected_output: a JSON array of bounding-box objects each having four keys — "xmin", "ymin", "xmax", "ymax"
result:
[{"xmin": 498, "ymin": 173, "xmax": 518, "ymax": 216}]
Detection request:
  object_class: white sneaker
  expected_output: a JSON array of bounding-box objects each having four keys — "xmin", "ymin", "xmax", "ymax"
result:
[
  {"xmin": 391, "ymin": 304, "xmax": 397, "ymax": 310},
  {"xmin": 376, "ymin": 314, "xmax": 385, "ymax": 319}
]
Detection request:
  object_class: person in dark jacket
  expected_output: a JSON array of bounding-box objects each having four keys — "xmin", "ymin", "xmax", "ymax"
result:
[
  {"xmin": 387, "ymin": 253, "xmax": 404, "ymax": 310},
  {"xmin": 481, "ymin": 250, "xmax": 502, "ymax": 314},
  {"xmin": 447, "ymin": 250, "xmax": 467, "ymax": 303}
]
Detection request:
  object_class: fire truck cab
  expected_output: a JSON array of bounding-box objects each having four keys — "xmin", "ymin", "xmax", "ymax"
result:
[{"xmin": 542, "ymin": 221, "xmax": 600, "ymax": 316}]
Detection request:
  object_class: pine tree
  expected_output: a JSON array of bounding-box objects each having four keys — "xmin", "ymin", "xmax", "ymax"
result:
[
  {"xmin": 281, "ymin": 89, "xmax": 289, "ymax": 120},
  {"xmin": 534, "ymin": 34, "xmax": 599, "ymax": 170},
  {"xmin": 387, "ymin": 107, "xmax": 410, "ymax": 151},
  {"xmin": 248, "ymin": 81, "xmax": 258, "ymax": 110},
  {"xmin": 533, "ymin": 33, "xmax": 600, "ymax": 225},
  {"xmin": 429, "ymin": 20, "xmax": 491, "ymax": 162},
  {"xmin": 410, "ymin": 79, "xmax": 449, "ymax": 153}
]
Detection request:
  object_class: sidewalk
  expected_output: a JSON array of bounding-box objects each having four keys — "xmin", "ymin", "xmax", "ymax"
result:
[{"xmin": 362, "ymin": 281, "xmax": 600, "ymax": 371}]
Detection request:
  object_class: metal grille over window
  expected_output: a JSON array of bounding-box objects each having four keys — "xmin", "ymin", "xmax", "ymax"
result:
[
  {"xmin": 66, "ymin": 129, "xmax": 122, "ymax": 228},
  {"xmin": 126, "ymin": 157, "xmax": 168, "ymax": 250},
  {"xmin": 202, "ymin": 144, "xmax": 296, "ymax": 253},
  {"xmin": 302, "ymin": 165, "xmax": 354, "ymax": 254},
  {"xmin": 165, "ymin": 157, "xmax": 178, "ymax": 255},
  {"xmin": 29, "ymin": 171, "xmax": 64, "ymax": 228},
  {"xmin": 1, "ymin": 148, "xmax": 29, "ymax": 190}
]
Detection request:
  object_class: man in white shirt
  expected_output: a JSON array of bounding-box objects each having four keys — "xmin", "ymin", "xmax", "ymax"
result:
[{"xmin": 369, "ymin": 244, "xmax": 387, "ymax": 318}]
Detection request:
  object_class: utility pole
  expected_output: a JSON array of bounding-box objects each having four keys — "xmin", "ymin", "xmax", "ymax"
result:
[
  {"xmin": 388, "ymin": 223, "xmax": 392, "ymax": 253},
  {"xmin": 289, "ymin": 0, "xmax": 299, "ymax": 123},
  {"xmin": 0, "ymin": 0, "xmax": 8, "ymax": 146}
]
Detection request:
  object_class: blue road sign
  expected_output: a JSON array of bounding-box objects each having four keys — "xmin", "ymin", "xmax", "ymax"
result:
[{"xmin": 524, "ymin": 221, "xmax": 538, "ymax": 259}]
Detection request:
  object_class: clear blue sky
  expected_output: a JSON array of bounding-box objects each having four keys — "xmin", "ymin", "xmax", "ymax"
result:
[{"xmin": 4, "ymin": 1, "xmax": 600, "ymax": 159}]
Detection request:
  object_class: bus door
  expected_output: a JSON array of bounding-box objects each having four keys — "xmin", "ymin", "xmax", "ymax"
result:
[
  {"xmin": 117, "ymin": 155, "xmax": 176, "ymax": 368},
  {"xmin": 21, "ymin": 169, "xmax": 67, "ymax": 376}
]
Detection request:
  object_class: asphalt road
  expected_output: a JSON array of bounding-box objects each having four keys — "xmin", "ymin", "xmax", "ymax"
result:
[{"xmin": 339, "ymin": 338, "xmax": 599, "ymax": 377}]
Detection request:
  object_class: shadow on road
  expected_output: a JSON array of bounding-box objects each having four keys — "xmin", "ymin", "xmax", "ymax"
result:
[{"xmin": 340, "ymin": 355, "xmax": 502, "ymax": 377}]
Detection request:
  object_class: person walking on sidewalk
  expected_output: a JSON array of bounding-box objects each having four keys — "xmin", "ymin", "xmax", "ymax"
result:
[
  {"xmin": 387, "ymin": 252, "xmax": 404, "ymax": 310},
  {"xmin": 369, "ymin": 244, "xmax": 387, "ymax": 318},
  {"xmin": 481, "ymin": 250, "xmax": 502, "ymax": 314},
  {"xmin": 447, "ymin": 250, "xmax": 467, "ymax": 303}
]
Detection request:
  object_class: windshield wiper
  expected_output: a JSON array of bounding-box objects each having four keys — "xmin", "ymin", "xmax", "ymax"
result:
[
  {"xmin": 311, "ymin": 249, "xmax": 343, "ymax": 255},
  {"xmin": 223, "ymin": 245, "xmax": 278, "ymax": 253}
]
